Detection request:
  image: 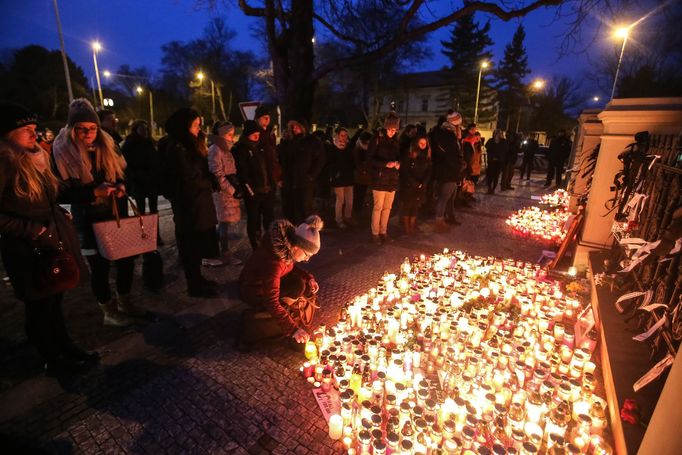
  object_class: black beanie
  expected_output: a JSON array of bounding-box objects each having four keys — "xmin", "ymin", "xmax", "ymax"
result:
[
  {"xmin": 0, "ymin": 102, "xmax": 38, "ymax": 136},
  {"xmin": 254, "ymin": 105, "xmax": 269, "ymax": 119},
  {"xmin": 67, "ymin": 98, "xmax": 100, "ymax": 127},
  {"xmin": 242, "ymin": 120, "xmax": 260, "ymax": 138}
]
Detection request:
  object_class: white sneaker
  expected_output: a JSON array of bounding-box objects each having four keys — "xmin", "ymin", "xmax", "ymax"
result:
[{"xmin": 202, "ymin": 258, "xmax": 224, "ymax": 267}]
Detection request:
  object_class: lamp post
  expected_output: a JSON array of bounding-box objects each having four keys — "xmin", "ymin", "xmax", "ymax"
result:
[
  {"xmin": 91, "ymin": 41, "xmax": 104, "ymax": 109},
  {"xmin": 517, "ymin": 78, "xmax": 545, "ymax": 133},
  {"xmin": 474, "ymin": 60, "xmax": 489, "ymax": 124},
  {"xmin": 136, "ymin": 86, "xmax": 155, "ymax": 133},
  {"xmin": 611, "ymin": 26, "xmax": 631, "ymax": 100},
  {"xmin": 196, "ymin": 71, "xmax": 215, "ymax": 120}
]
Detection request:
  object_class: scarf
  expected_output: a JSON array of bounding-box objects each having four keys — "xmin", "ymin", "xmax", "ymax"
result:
[{"xmin": 52, "ymin": 127, "xmax": 95, "ymax": 184}]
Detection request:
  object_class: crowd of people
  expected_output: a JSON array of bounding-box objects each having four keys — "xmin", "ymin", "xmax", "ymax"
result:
[{"xmin": 0, "ymin": 98, "xmax": 572, "ymax": 375}]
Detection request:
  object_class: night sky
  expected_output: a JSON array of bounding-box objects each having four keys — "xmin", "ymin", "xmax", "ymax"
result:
[{"xmin": 2, "ymin": 0, "xmax": 625, "ymax": 102}]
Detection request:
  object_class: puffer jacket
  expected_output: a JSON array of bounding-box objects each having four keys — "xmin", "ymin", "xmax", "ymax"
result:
[
  {"xmin": 368, "ymin": 130, "xmax": 400, "ymax": 191},
  {"xmin": 239, "ymin": 219, "xmax": 313, "ymax": 336},
  {"xmin": 208, "ymin": 135, "xmax": 240, "ymax": 223}
]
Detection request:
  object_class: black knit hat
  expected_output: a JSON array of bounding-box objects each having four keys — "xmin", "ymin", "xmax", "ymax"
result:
[
  {"xmin": 67, "ymin": 98, "xmax": 100, "ymax": 127},
  {"xmin": 0, "ymin": 102, "xmax": 38, "ymax": 136},
  {"xmin": 242, "ymin": 120, "xmax": 260, "ymax": 138},
  {"xmin": 254, "ymin": 105, "xmax": 270, "ymax": 119}
]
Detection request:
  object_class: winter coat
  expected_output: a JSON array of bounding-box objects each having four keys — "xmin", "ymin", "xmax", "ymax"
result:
[
  {"xmin": 278, "ymin": 134, "xmax": 325, "ymax": 189},
  {"xmin": 0, "ymin": 140, "xmax": 88, "ymax": 301},
  {"xmin": 505, "ymin": 134, "xmax": 521, "ymax": 165},
  {"xmin": 485, "ymin": 138, "xmax": 508, "ymax": 163},
  {"xmin": 548, "ymin": 136, "xmax": 572, "ymax": 165},
  {"xmin": 353, "ymin": 143, "xmax": 371, "ymax": 186},
  {"xmin": 52, "ymin": 128, "xmax": 129, "ymax": 253},
  {"xmin": 239, "ymin": 219, "xmax": 314, "ymax": 336},
  {"xmin": 121, "ymin": 134, "xmax": 159, "ymax": 200},
  {"xmin": 258, "ymin": 126, "xmax": 282, "ymax": 185},
  {"xmin": 327, "ymin": 142, "xmax": 355, "ymax": 187},
  {"xmin": 400, "ymin": 154, "xmax": 432, "ymax": 203},
  {"xmin": 161, "ymin": 128, "xmax": 217, "ymax": 235},
  {"xmin": 522, "ymin": 139, "xmax": 539, "ymax": 160},
  {"xmin": 233, "ymin": 136, "xmax": 272, "ymax": 196},
  {"xmin": 462, "ymin": 134, "xmax": 482, "ymax": 177},
  {"xmin": 430, "ymin": 125, "xmax": 464, "ymax": 183},
  {"xmin": 368, "ymin": 130, "xmax": 400, "ymax": 192},
  {"xmin": 208, "ymin": 135, "xmax": 241, "ymax": 223}
]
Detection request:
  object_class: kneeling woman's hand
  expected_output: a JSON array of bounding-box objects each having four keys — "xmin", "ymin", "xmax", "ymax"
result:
[
  {"xmin": 308, "ymin": 278, "xmax": 319, "ymax": 295},
  {"xmin": 293, "ymin": 328, "xmax": 310, "ymax": 344}
]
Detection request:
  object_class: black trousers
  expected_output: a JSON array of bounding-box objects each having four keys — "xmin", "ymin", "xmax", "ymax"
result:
[
  {"xmin": 486, "ymin": 160, "xmax": 501, "ymax": 192},
  {"xmin": 281, "ymin": 186, "xmax": 314, "ymax": 225},
  {"xmin": 353, "ymin": 184, "xmax": 368, "ymax": 216},
  {"xmin": 520, "ymin": 156, "xmax": 534, "ymax": 180},
  {"xmin": 24, "ymin": 294, "xmax": 73, "ymax": 362},
  {"xmin": 546, "ymin": 161, "xmax": 564, "ymax": 186},
  {"xmin": 501, "ymin": 160, "xmax": 515, "ymax": 189},
  {"xmin": 86, "ymin": 254, "xmax": 135, "ymax": 303},
  {"xmin": 244, "ymin": 192, "xmax": 275, "ymax": 249}
]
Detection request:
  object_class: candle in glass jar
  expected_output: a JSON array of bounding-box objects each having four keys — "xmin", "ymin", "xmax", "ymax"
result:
[
  {"xmin": 328, "ymin": 414, "xmax": 343, "ymax": 440},
  {"xmin": 304, "ymin": 341, "xmax": 318, "ymax": 360}
]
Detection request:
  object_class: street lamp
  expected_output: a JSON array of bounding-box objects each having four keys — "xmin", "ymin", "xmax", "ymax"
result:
[
  {"xmin": 516, "ymin": 79, "xmax": 545, "ymax": 132},
  {"xmin": 91, "ymin": 41, "xmax": 104, "ymax": 109},
  {"xmin": 593, "ymin": 96, "xmax": 600, "ymax": 102},
  {"xmin": 195, "ymin": 70, "xmax": 215, "ymax": 120},
  {"xmin": 135, "ymin": 85, "xmax": 154, "ymax": 134},
  {"xmin": 611, "ymin": 25, "xmax": 632, "ymax": 100},
  {"xmin": 474, "ymin": 60, "xmax": 489, "ymax": 124},
  {"xmin": 531, "ymin": 79, "xmax": 545, "ymax": 91}
]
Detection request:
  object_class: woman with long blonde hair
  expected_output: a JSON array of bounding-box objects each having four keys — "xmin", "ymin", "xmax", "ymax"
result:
[
  {"xmin": 0, "ymin": 102, "xmax": 97, "ymax": 376},
  {"xmin": 52, "ymin": 98, "xmax": 145, "ymax": 327}
]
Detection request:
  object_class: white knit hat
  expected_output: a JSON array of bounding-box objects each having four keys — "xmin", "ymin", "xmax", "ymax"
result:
[
  {"xmin": 446, "ymin": 110, "xmax": 462, "ymax": 126},
  {"xmin": 294, "ymin": 215, "xmax": 324, "ymax": 255}
]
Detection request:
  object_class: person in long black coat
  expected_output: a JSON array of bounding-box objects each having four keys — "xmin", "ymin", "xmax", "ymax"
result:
[
  {"xmin": 430, "ymin": 111, "xmax": 465, "ymax": 231},
  {"xmin": 484, "ymin": 129, "xmax": 508, "ymax": 194},
  {"xmin": 162, "ymin": 108, "xmax": 220, "ymax": 298},
  {"xmin": 0, "ymin": 102, "xmax": 98, "ymax": 376},
  {"xmin": 327, "ymin": 127, "xmax": 355, "ymax": 228},
  {"xmin": 545, "ymin": 130, "xmax": 572, "ymax": 187},
  {"xmin": 520, "ymin": 133, "xmax": 539, "ymax": 181},
  {"xmin": 400, "ymin": 135, "xmax": 432, "ymax": 235},
  {"xmin": 278, "ymin": 120, "xmax": 325, "ymax": 224}
]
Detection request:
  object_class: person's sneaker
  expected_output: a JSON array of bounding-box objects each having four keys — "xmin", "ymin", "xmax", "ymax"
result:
[
  {"xmin": 372, "ymin": 235, "xmax": 383, "ymax": 245},
  {"xmin": 221, "ymin": 255, "xmax": 243, "ymax": 266},
  {"xmin": 117, "ymin": 294, "xmax": 146, "ymax": 317},
  {"xmin": 99, "ymin": 300, "xmax": 134, "ymax": 327},
  {"xmin": 202, "ymin": 258, "xmax": 225, "ymax": 267}
]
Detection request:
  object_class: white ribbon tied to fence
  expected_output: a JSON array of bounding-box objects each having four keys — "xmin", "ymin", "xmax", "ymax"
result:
[{"xmin": 633, "ymin": 314, "xmax": 667, "ymax": 342}]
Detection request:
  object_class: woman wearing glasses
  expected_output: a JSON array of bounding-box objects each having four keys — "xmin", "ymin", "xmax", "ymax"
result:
[
  {"xmin": 52, "ymin": 99, "xmax": 144, "ymax": 327},
  {"xmin": 237, "ymin": 215, "xmax": 323, "ymax": 348}
]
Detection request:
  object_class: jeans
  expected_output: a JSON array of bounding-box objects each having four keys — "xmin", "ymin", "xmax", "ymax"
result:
[
  {"xmin": 435, "ymin": 182, "xmax": 458, "ymax": 218},
  {"xmin": 218, "ymin": 222, "xmax": 230, "ymax": 256},
  {"xmin": 371, "ymin": 190, "xmax": 395, "ymax": 235},
  {"xmin": 86, "ymin": 254, "xmax": 135, "ymax": 303},
  {"xmin": 334, "ymin": 186, "xmax": 354, "ymax": 223}
]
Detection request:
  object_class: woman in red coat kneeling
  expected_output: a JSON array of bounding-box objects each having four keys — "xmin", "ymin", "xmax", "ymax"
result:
[{"xmin": 238, "ymin": 215, "xmax": 323, "ymax": 346}]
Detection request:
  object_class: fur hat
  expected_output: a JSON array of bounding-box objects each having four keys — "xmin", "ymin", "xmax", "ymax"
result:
[
  {"xmin": 384, "ymin": 111, "xmax": 400, "ymax": 130},
  {"xmin": 254, "ymin": 105, "xmax": 270, "ymax": 119},
  {"xmin": 0, "ymin": 102, "xmax": 38, "ymax": 136},
  {"xmin": 446, "ymin": 110, "xmax": 462, "ymax": 126},
  {"xmin": 67, "ymin": 98, "xmax": 100, "ymax": 127},
  {"xmin": 242, "ymin": 120, "xmax": 260, "ymax": 138},
  {"xmin": 294, "ymin": 215, "xmax": 323, "ymax": 256}
]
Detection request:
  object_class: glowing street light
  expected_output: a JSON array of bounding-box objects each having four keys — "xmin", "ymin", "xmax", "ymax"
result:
[
  {"xmin": 103, "ymin": 70, "xmax": 111, "ymax": 78},
  {"xmin": 611, "ymin": 24, "xmax": 633, "ymax": 100},
  {"xmin": 474, "ymin": 60, "xmax": 490, "ymax": 124},
  {"xmin": 136, "ymin": 86, "xmax": 143, "ymax": 94},
  {"xmin": 195, "ymin": 70, "xmax": 215, "ymax": 119},
  {"xmin": 91, "ymin": 40, "xmax": 104, "ymax": 109},
  {"xmin": 593, "ymin": 96, "xmax": 600, "ymax": 102},
  {"xmin": 531, "ymin": 79, "xmax": 545, "ymax": 91},
  {"xmin": 135, "ymin": 85, "xmax": 155, "ymax": 134}
]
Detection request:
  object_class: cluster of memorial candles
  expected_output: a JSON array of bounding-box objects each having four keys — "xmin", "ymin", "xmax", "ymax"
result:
[
  {"xmin": 505, "ymin": 206, "xmax": 571, "ymax": 245},
  {"xmin": 540, "ymin": 190, "xmax": 570, "ymax": 209},
  {"xmin": 300, "ymin": 250, "xmax": 612, "ymax": 455}
]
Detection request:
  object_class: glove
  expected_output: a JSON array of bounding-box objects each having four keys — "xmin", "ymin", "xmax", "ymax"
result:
[{"xmin": 225, "ymin": 174, "xmax": 244, "ymax": 199}]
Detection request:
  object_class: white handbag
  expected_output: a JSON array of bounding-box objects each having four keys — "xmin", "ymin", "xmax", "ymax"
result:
[{"xmin": 92, "ymin": 196, "xmax": 158, "ymax": 260}]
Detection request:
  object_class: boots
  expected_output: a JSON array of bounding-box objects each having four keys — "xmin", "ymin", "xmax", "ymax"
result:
[
  {"xmin": 117, "ymin": 294, "xmax": 146, "ymax": 317},
  {"xmin": 402, "ymin": 216, "xmax": 411, "ymax": 236},
  {"xmin": 99, "ymin": 300, "xmax": 134, "ymax": 327},
  {"xmin": 434, "ymin": 218, "xmax": 449, "ymax": 233}
]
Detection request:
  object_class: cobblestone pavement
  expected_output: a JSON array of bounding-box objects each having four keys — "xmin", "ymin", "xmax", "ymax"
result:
[{"xmin": 0, "ymin": 175, "xmax": 557, "ymax": 454}]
